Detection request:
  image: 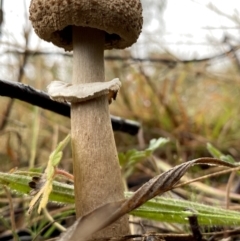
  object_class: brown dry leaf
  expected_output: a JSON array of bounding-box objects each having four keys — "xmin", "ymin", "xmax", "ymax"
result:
[
  {"xmin": 58, "ymin": 157, "xmax": 237, "ymax": 241},
  {"xmin": 57, "ymin": 200, "xmax": 125, "ymax": 241}
]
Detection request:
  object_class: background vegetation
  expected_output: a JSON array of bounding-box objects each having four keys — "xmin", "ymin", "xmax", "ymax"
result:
[{"xmin": 1, "ymin": 0, "xmax": 240, "ymax": 240}]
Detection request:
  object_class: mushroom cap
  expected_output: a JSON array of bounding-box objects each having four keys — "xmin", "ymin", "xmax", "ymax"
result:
[{"xmin": 29, "ymin": 0, "xmax": 143, "ymax": 51}]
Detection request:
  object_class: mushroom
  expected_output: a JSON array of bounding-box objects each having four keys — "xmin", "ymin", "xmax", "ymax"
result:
[{"xmin": 29, "ymin": 0, "xmax": 143, "ymax": 238}]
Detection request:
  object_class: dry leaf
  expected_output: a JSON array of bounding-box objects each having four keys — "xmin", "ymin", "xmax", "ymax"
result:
[
  {"xmin": 47, "ymin": 78, "xmax": 121, "ymax": 103},
  {"xmin": 59, "ymin": 157, "xmax": 237, "ymax": 241},
  {"xmin": 58, "ymin": 200, "xmax": 125, "ymax": 241}
]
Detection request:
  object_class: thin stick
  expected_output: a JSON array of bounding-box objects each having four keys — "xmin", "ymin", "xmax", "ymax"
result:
[
  {"xmin": 174, "ymin": 165, "xmax": 240, "ymax": 198},
  {"xmin": 42, "ymin": 208, "xmax": 66, "ymax": 232},
  {"xmin": 225, "ymin": 171, "xmax": 236, "ymax": 209},
  {"xmin": 3, "ymin": 186, "xmax": 17, "ymax": 241}
]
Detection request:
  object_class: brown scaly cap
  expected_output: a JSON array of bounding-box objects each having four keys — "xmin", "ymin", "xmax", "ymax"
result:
[{"xmin": 29, "ymin": 0, "xmax": 143, "ymax": 51}]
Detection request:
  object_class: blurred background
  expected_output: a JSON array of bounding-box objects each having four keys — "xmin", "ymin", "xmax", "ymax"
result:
[
  {"xmin": 1, "ymin": 0, "xmax": 240, "ymax": 239},
  {"xmin": 1, "ymin": 0, "xmax": 240, "ymax": 167}
]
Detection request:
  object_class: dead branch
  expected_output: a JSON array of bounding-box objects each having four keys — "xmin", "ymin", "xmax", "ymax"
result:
[{"xmin": 0, "ymin": 78, "xmax": 140, "ymax": 135}]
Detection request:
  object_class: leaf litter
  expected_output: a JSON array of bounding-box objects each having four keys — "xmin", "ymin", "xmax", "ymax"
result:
[{"xmin": 58, "ymin": 157, "xmax": 238, "ymax": 241}]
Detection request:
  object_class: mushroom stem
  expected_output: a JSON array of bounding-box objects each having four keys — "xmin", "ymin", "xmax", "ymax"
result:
[{"xmin": 71, "ymin": 26, "xmax": 130, "ymax": 237}]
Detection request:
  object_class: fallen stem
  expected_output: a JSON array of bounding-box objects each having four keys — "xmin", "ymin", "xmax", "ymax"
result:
[
  {"xmin": 0, "ymin": 78, "xmax": 140, "ymax": 135},
  {"xmin": 174, "ymin": 165, "xmax": 240, "ymax": 189},
  {"xmin": 43, "ymin": 208, "xmax": 66, "ymax": 232},
  {"xmin": 3, "ymin": 186, "xmax": 17, "ymax": 241}
]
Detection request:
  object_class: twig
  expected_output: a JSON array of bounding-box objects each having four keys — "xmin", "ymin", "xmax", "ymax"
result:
[
  {"xmin": 139, "ymin": 65, "xmax": 179, "ymax": 127},
  {"xmin": 3, "ymin": 186, "xmax": 18, "ymax": 241},
  {"xmin": 55, "ymin": 168, "xmax": 74, "ymax": 182},
  {"xmin": 90, "ymin": 233, "xmax": 204, "ymax": 241},
  {"xmin": 207, "ymin": 3, "xmax": 240, "ymax": 25},
  {"xmin": 29, "ymin": 107, "xmax": 40, "ymax": 169},
  {"xmin": 223, "ymin": 35, "xmax": 240, "ymax": 72},
  {"xmin": 0, "ymin": 78, "xmax": 140, "ymax": 135},
  {"xmin": 206, "ymin": 227, "xmax": 240, "ymax": 240},
  {"xmin": 225, "ymin": 171, "xmax": 236, "ymax": 209},
  {"xmin": 42, "ymin": 208, "xmax": 66, "ymax": 232},
  {"xmin": 0, "ymin": 23, "xmax": 30, "ymax": 130},
  {"xmin": 4, "ymin": 46, "xmax": 240, "ymax": 65},
  {"xmin": 188, "ymin": 215, "xmax": 202, "ymax": 241},
  {"xmin": 174, "ymin": 165, "xmax": 240, "ymax": 188}
]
